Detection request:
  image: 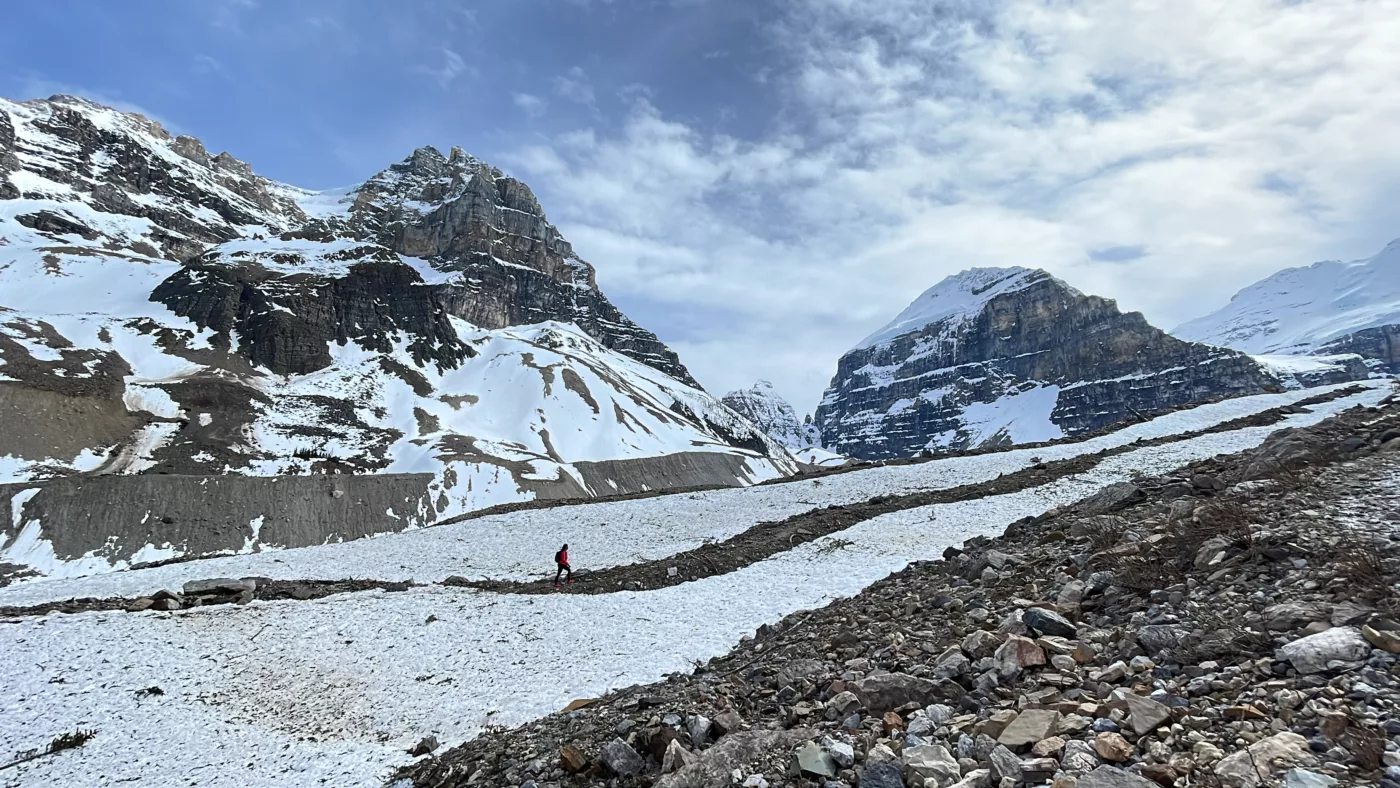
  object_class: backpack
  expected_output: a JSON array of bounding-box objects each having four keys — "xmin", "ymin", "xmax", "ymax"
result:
[{"xmin": 555, "ymin": 550, "xmax": 564, "ymax": 564}]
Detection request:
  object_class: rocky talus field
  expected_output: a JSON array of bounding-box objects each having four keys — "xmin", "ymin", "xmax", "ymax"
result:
[{"xmin": 396, "ymin": 386, "xmax": 1400, "ymax": 788}]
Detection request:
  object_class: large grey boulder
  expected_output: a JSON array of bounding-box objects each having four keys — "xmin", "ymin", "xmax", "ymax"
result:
[
  {"xmin": 853, "ymin": 673, "xmax": 941, "ymax": 714},
  {"xmin": 1078, "ymin": 766, "xmax": 1164, "ymax": 788},
  {"xmin": 1275, "ymin": 627, "xmax": 1371, "ymax": 674}
]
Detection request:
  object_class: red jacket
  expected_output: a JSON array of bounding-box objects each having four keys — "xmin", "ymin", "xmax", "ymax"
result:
[{"xmin": 556, "ymin": 549, "xmax": 569, "ymax": 566}]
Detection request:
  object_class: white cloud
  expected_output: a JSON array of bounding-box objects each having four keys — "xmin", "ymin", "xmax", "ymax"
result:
[
  {"xmin": 417, "ymin": 47, "xmax": 471, "ymax": 89},
  {"xmin": 554, "ymin": 66, "xmax": 596, "ymax": 105},
  {"xmin": 513, "ymin": 92, "xmax": 547, "ymax": 118},
  {"xmin": 506, "ymin": 0, "xmax": 1400, "ymax": 414}
]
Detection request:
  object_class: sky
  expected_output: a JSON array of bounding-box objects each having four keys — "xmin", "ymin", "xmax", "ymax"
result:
[{"xmin": 3, "ymin": 0, "xmax": 1400, "ymax": 414}]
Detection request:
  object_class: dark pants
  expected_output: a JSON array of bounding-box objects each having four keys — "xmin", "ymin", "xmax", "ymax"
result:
[{"xmin": 555, "ymin": 563, "xmax": 572, "ymax": 583}]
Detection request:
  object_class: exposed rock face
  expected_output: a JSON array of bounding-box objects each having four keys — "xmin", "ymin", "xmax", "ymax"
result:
[
  {"xmin": 721, "ymin": 381, "xmax": 821, "ymax": 450},
  {"xmin": 287, "ymin": 144, "xmax": 696, "ymax": 384},
  {"xmin": 816, "ymin": 268, "xmax": 1276, "ymax": 460},
  {"xmin": 1317, "ymin": 325, "xmax": 1400, "ymax": 373}
]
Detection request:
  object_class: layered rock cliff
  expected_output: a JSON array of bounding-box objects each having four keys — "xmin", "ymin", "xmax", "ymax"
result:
[{"xmin": 815, "ymin": 268, "xmax": 1277, "ymax": 459}]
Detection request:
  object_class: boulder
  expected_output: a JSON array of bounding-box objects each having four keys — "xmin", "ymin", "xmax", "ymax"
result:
[
  {"xmin": 661, "ymin": 739, "xmax": 694, "ymax": 773},
  {"xmin": 1283, "ymin": 769, "xmax": 1338, "ymax": 788},
  {"xmin": 794, "ymin": 741, "xmax": 837, "ymax": 779},
  {"xmin": 182, "ymin": 577, "xmax": 257, "ymax": 596},
  {"xmin": 1080, "ymin": 483, "xmax": 1145, "ymax": 515},
  {"xmin": 1078, "ymin": 766, "xmax": 1163, "ymax": 788},
  {"xmin": 998, "ymin": 709, "xmax": 1061, "ymax": 749},
  {"xmin": 600, "ymin": 738, "xmax": 644, "ymax": 776},
  {"xmin": 1275, "ymin": 627, "xmax": 1371, "ymax": 674},
  {"xmin": 903, "ymin": 744, "xmax": 960, "ymax": 787},
  {"xmin": 995, "ymin": 635, "xmax": 1047, "ymax": 677},
  {"xmin": 1214, "ymin": 732, "xmax": 1317, "ymax": 788},
  {"xmin": 657, "ymin": 730, "xmax": 815, "ymax": 788},
  {"xmin": 962, "ymin": 630, "xmax": 1002, "ymax": 659},
  {"xmin": 988, "ymin": 745, "xmax": 1023, "ymax": 785},
  {"xmin": 1093, "ymin": 733, "xmax": 1133, "ymax": 763},
  {"xmin": 1123, "ymin": 694, "xmax": 1172, "ymax": 735},
  {"xmin": 1024, "ymin": 607, "xmax": 1077, "ymax": 638},
  {"xmin": 854, "ymin": 673, "xmax": 940, "ymax": 714},
  {"xmin": 1362, "ymin": 624, "xmax": 1400, "ymax": 653}
]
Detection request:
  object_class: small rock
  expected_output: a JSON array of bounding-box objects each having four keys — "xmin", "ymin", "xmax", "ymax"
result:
[
  {"xmin": 408, "ymin": 736, "xmax": 438, "ymax": 757},
  {"xmin": 662, "ymin": 739, "xmax": 694, "ymax": 773},
  {"xmin": 600, "ymin": 738, "xmax": 644, "ymax": 777},
  {"xmin": 828, "ymin": 691, "xmax": 861, "ymax": 718},
  {"xmin": 1032, "ymin": 737, "xmax": 1066, "ymax": 757},
  {"xmin": 1093, "ymin": 733, "xmax": 1133, "ymax": 763},
  {"xmin": 1123, "ymin": 694, "xmax": 1171, "ymax": 735},
  {"xmin": 1024, "ymin": 608, "xmax": 1078, "ymax": 638},
  {"xmin": 1062, "ymin": 740, "xmax": 1101, "ymax": 772},
  {"xmin": 687, "ymin": 714, "xmax": 713, "ymax": 747},
  {"xmin": 794, "ymin": 741, "xmax": 837, "ymax": 779},
  {"xmin": 861, "ymin": 762, "xmax": 905, "ymax": 788}
]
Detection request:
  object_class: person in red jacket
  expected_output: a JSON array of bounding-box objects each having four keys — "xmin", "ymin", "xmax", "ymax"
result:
[{"xmin": 554, "ymin": 544, "xmax": 572, "ymax": 586}]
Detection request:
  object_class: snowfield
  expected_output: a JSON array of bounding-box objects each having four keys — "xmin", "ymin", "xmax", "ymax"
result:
[
  {"xmin": 0, "ymin": 382, "xmax": 1389, "ymax": 788},
  {"xmin": 0, "ymin": 383, "xmax": 1372, "ymax": 606}
]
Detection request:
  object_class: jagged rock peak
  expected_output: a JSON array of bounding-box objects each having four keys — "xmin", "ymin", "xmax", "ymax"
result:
[
  {"xmin": 721, "ymin": 381, "xmax": 821, "ymax": 450},
  {"xmin": 817, "ymin": 268, "xmax": 1275, "ymax": 460}
]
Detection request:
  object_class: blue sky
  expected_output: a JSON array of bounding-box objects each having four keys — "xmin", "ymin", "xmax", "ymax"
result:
[{"xmin": 5, "ymin": 0, "xmax": 1400, "ymax": 413}]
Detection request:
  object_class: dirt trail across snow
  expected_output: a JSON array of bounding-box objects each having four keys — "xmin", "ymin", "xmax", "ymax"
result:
[{"xmin": 0, "ymin": 387, "xmax": 1362, "ymax": 621}]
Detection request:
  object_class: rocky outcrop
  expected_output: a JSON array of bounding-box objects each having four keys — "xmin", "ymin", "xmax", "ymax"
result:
[
  {"xmin": 1318, "ymin": 325, "xmax": 1400, "ymax": 373},
  {"xmin": 816, "ymin": 268, "xmax": 1276, "ymax": 460},
  {"xmin": 722, "ymin": 381, "xmax": 822, "ymax": 450},
  {"xmin": 294, "ymin": 144, "xmax": 697, "ymax": 384}
]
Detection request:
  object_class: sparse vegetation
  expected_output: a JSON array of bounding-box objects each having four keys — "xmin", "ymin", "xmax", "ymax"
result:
[{"xmin": 0, "ymin": 729, "xmax": 97, "ymax": 771}]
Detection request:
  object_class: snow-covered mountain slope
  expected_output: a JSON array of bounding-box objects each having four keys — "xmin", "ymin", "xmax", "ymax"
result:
[
  {"xmin": 720, "ymin": 380, "xmax": 822, "ymax": 450},
  {"xmin": 1173, "ymin": 238, "xmax": 1400, "ymax": 371},
  {"xmin": 0, "ymin": 94, "xmax": 794, "ymax": 556},
  {"xmin": 816, "ymin": 267, "xmax": 1278, "ymax": 460}
]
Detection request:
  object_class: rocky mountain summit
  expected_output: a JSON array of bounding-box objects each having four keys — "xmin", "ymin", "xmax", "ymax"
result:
[
  {"xmin": 399, "ymin": 390, "xmax": 1400, "ymax": 788},
  {"xmin": 1174, "ymin": 238, "xmax": 1400, "ymax": 373},
  {"xmin": 0, "ymin": 94, "xmax": 793, "ymax": 570},
  {"xmin": 814, "ymin": 268, "xmax": 1279, "ymax": 460},
  {"xmin": 723, "ymin": 381, "xmax": 823, "ymax": 451}
]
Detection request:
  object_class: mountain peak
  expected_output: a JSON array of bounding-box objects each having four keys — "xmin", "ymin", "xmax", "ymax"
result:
[
  {"xmin": 854, "ymin": 267, "xmax": 1075, "ymax": 350},
  {"xmin": 722, "ymin": 381, "xmax": 821, "ymax": 450},
  {"xmin": 1173, "ymin": 237, "xmax": 1400, "ymax": 357}
]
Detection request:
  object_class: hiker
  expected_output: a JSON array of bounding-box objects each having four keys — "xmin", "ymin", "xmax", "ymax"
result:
[{"xmin": 554, "ymin": 543, "xmax": 573, "ymax": 586}]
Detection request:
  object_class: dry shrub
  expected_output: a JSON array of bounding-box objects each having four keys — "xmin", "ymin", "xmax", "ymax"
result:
[
  {"xmin": 1101, "ymin": 499, "xmax": 1259, "ymax": 592},
  {"xmin": 1328, "ymin": 537, "xmax": 1394, "ymax": 602},
  {"xmin": 1340, "ymin": 725, "xmax": 1386, "ymax": 772},
  {"xmin": 1167, "ymin": 607, "xmax": 1272, "ymax": 664}
]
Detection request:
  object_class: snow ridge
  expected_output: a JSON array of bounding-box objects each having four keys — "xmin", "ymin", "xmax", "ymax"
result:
[
  {"xmin": 1172, "ymin": 238, "xmax": 1400, "ymax": 354},
  {"xmin": 855, "ymin": 267, "xmax": 1079, "ymax": 350}
]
